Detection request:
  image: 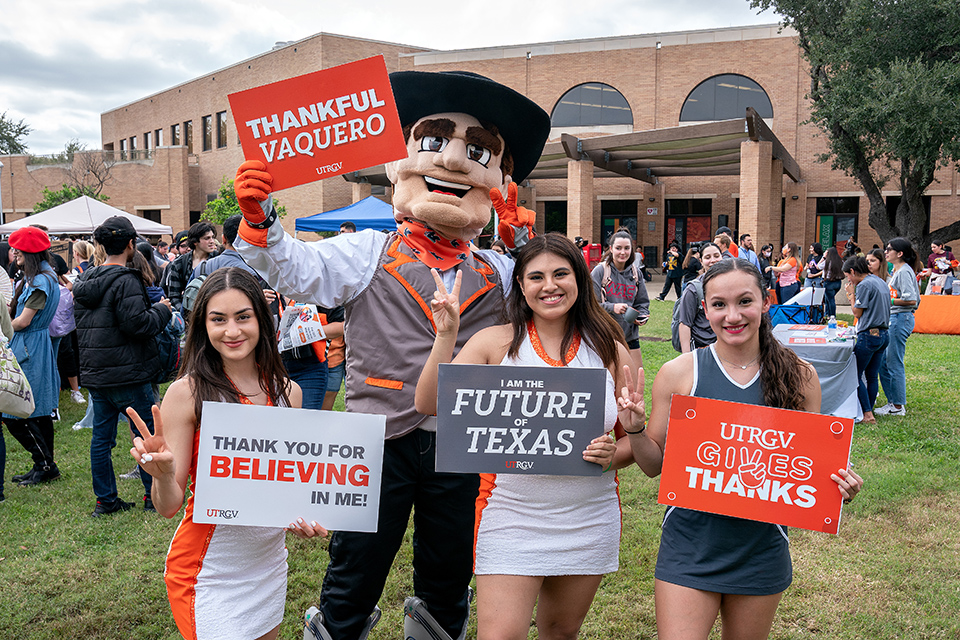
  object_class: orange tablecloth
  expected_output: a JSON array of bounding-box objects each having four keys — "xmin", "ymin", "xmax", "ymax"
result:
[{"xmin": 913, "ymin": 295, "xmax": 960, "ymax": 334}]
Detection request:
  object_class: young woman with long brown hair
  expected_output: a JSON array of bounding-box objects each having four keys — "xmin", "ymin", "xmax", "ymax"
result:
[
  {"xmin": 627, "ymin": 258, "xmax": 863, "ymax": 639},
  {"xmin": 127, "ymin": 268, "xmax": 324, "ymax": 640},
  {"xmin": 416, "ymin": 233, "xmax": 643, "ymax": 640},
  {"xmin": 768, "ymin": 242, "xmax": 801, "ymax": 303}
]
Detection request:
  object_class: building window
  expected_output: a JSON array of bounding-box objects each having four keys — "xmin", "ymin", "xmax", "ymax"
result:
[
  {"xmin": 142, "ymin": 210, "xmax": 162, "ymax": 223},
  {"xmin": 144, "ymin": 132, "xmax": 152, "ymax": 150},
  {"xmin": 202, "ymin": 115, "xmax": 213, "ymax": 152},
  {"xmin": 680, "ymin": 74, "xmax": 774, "ymax": 122},
  {"xmin": 664, "ymin": 199, "xmax": 713, "ymax": 250},
  {"xmin": 217, "ymin": 111, "xmax": 228, "ymax": 149},
  {"xmin": 129, "ymin": 136, "xmax": 137, "ymax": 151},
  {"xmin": 119, "ymin": 138, "xmax": 127, "ymax": 160},
  {"xmin": 155, "ymin": 129, "xmax": 163, "ymax": 147},
  {"xmin": 171, "ymin": 123, "xmax": 181, "ymax": 146},
  {"xmin": 816, "ymin": 197, "xmax": 860, "ymax": 250},
  {"xmin": 184, "ymin": 120, "xmax": 193, "ymax": 154},
  {"xmin": 551, "ymin": 83, "xmax": 633, "ymax": 128},
  {"xmin": 600, "ymin": 200, "xmax": 638, "ymax": 247}
]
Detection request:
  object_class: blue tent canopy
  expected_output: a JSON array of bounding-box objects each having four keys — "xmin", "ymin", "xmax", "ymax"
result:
[{"xmin": 294, "ymin": 196, "xmax": 396, "ymax": 233}]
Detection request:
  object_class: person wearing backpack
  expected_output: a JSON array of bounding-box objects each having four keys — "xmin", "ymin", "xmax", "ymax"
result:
[
  {"xmin": 591, "ymin": 230, "xmax": 650, "ymax": 370},
  {"xmin": 73, "ymin": 216, "xmax": 172, "ymax": 516},
  {"xmin": 673, "ymin": 242, "xmax": 723, "ymax": 353}
]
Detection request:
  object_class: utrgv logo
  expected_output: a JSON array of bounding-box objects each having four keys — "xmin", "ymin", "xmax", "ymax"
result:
[
  {"xmin": 505, "ymin": 461, "xmax": 534, "ymax": 470},
  {"xmin": 206, "ymin": 508, "xmax": 239, "ymax": 519}
]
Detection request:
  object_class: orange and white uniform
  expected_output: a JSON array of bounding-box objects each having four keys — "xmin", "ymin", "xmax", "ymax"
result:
[
  {"xmin": 473, "ymin": 331, "xmax": 621, "ymax": 576},
  {"xmin": 164, "ymin": 399, "xmax": 287, "ymax": 640}
]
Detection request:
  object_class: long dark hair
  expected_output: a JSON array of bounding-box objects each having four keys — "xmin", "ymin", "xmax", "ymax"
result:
[
  {"xmin": 702, "ymin": 259, "xmax": 809, "ymax": 411},
  {"xmin": 886, "ymin": 237, "xmax": 917, "ymax": 270},
  {"xmin": 134, "ymin": 241, "xmax": 159, "ymax": 286},
  {"xmin": 823, "ymin": 246, "xmax": 843, "ymax": 280},
  {"xmin": 10, "ymin": 249, "xmax": 55, "ymax": 316},
  {"xmin": 842, "ymin": 255, "xmax": 869, "ymax": 276},
  {"xmin": 507, "ymin": 233, "xmax": 625, "ymax": 368},
  {"xmin": 602, "ymin": 230, "xmax": 635, "ymax": 268},
  {"xmin": 181, "ymin": 268, "xmax": 291, "ymax": 423}
]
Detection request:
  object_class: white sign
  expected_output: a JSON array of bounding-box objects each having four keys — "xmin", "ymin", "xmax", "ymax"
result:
[
  {"xmin": 646, "ymin": 207, "xmax": 658, "ymax": 216},
  {"xmin": 193, "ymin": 402, "xmax": 385, "ymax": 532},
  {"xmin": 278, "ymin": 303, "xmax": 327, "ymax": 352}
]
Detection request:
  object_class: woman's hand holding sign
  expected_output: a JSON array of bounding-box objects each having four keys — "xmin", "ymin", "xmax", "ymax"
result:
[{"xmin": 832, "ymin": 464, "xmax": 864, "ymax": 504}]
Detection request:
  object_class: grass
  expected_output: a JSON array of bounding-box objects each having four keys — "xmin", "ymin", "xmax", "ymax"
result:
[{"xmin": 1, "ymin": 304, "xmax": 958, "ymax": 639}]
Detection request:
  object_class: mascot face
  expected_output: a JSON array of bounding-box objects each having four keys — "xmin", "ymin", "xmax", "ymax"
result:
[{"xmin": 386, "ymin": 112, "xmax": 507, "ymax": 242}]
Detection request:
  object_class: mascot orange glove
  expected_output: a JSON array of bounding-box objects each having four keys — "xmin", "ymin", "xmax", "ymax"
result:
[
  {"xmin": 491, "ymin": 182, "xmax": 535, "ymax": 250},
  {"xmin": 234, "ymin": 160, "xmax": 274, "ymax": 225}
]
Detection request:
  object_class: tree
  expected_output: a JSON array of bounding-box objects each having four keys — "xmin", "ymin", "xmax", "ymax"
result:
[
  {"xmin": 0, "ymin": 111, "xmax": 30, "ymax": 155},
  {"xmin": 33, "ymin": 184, "xmax": 109, "ymax": 214},
  {"xmin": 751, "ymin": 0, "xmax": 960, "ymax": 256},
  {"xmin": 201, "ymin": 177, "xmax": 286, "ymax": 225}
]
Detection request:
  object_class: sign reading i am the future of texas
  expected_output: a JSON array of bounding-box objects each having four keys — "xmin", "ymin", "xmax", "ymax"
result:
[
  {"xmin": 228, "ymin": 55, "xmax": 408, "ymax": 191},
  {"xmin": 193, "ymin": 402, "xmax": 385, "ymax": 532},
  {"xmin": 436, "ymin": 363, "xmax": 606, "ymax": 476},
  {"xmin": 658, "ymin": 394, "xmax": 854, "ymax": 534}
]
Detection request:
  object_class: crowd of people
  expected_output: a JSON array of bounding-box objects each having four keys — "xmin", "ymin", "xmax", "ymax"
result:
[
  {"xmin": 0, "ymin": 65, "xmax": 948, "ymax": 640},
  {"xmin": 0, "ymin": 209, "xmax": 943, "ymax": 639}
]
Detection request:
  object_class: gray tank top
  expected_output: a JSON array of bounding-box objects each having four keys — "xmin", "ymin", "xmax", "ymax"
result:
[{"xmin": 692, "ymin": 345, "xmax": 763, "ymax": 405}]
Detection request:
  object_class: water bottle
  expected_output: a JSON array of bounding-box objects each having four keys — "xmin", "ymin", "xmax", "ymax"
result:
[{"xmin": 827, "ymin": 315, "xmax": 837, "ymax": 338}]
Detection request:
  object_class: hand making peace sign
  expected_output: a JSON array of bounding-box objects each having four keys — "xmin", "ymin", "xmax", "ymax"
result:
[{"xmin": 430, "ymin": 268, "xmax": 462, "ymax": 336}]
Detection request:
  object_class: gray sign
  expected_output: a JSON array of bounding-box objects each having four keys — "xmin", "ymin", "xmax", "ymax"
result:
[{"xmin": 436, "ymin": 363, "xmax": 606, "ymax": 476}]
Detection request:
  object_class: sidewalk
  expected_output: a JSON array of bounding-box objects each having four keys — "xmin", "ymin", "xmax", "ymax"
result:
[{"xmin": 643, "ymin": 271, "xmax": 853, "ymax": 315}]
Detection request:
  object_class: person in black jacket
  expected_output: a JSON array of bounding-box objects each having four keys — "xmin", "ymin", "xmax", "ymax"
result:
[{"xmin": 74, "ymin": 216, "xmax": 172, "ymax": 517}]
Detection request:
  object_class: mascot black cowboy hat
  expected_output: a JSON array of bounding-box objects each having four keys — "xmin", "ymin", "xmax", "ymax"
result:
[{"xmin": 389, "ymin": 71, "xmax": 550, "ymax": 183}]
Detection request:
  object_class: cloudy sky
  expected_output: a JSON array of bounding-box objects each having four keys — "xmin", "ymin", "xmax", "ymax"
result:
[{"xmin": 1, "ymin": 0, "xmax": 780, "ymax": 155}]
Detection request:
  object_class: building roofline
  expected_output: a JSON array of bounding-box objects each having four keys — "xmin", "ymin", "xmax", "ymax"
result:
[
  {"xmin": 102, "ymin": 31, "xmax": 434, "ymax": 116},
  {"xmin": 402, "ymin": 23, "xmax": 796, "ymax": 63}
]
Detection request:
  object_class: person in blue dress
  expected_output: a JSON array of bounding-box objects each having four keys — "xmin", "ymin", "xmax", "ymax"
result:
[{"xmin": 3, "ymin": 226, "xmax": 62, "ymax": 486}]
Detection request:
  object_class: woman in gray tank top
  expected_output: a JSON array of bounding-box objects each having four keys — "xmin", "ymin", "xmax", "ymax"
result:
[{"xmin": 626, "ymin": 259, "xmax": 864, "ymax": 639}]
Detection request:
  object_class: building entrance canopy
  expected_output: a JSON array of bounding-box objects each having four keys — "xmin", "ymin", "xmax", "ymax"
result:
[{"xmin": 531, "ymin": 108, "xmax": 799, "ymax": 184}]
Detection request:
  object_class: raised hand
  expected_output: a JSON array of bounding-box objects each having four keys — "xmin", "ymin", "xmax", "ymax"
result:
[
  {"xmin": 491, "ymin": 182, "xmax": 536, "ymax": 249},
  {"xmin": 128, "ymin": 405, "xmax": 176, "ymax": 480},
  {"xmin": 430, "ymin": 269, "xmax": 462, "ymax": 337},
  {"xmin": 234, "ymin": 160, "xmax": 274, "ymax": 223},
  {"xmin": 617, "ymin": 365, "xmax": 646, "ymax": 433}
]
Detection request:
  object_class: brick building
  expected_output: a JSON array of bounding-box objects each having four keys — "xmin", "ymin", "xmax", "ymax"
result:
[{"xmin": 3, "ymin": 25, "xmax": 958, "ymax": 258}]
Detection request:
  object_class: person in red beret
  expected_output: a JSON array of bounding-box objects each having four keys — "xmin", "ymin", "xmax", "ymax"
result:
[{"xmin": 3, "ymin": 226, "xmax": 62, "ymax": 487}]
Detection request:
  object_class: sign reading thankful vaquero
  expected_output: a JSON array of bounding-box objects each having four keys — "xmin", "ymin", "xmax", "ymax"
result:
[{"xmin": 228, "ymin": 55, "xmax": 407, "ymax": 191}]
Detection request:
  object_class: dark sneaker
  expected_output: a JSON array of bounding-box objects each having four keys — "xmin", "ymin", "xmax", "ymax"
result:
[
  {"xmin": 18, "ymin": 465, "xmax": 60, "ymax": 486},
  {"xmin": 91, "ymin": 499, "xmax": 134, "ymax": 517},
  {"xmin": 144, "ymin": 496, "xmax": 156, "ymax": 512},
  {"xmin": 12, "ymin": 468, "xmax": 36, "ymax": 482}
]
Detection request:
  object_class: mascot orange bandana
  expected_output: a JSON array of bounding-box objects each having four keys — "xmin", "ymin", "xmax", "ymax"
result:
[{"xmin": 398, "ymin": 218, "xmax": 471, "ymax": 270}]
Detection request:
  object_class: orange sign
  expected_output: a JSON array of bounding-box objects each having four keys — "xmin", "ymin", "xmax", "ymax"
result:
[
  {"xmin": 658, "ymin": 394, "xmax": 854, "ymax": 534},
  {"xmin": 788, "ymin": 324, "xmax": 826, "ymax": 331},
  {"xmin": 228, "ymin": 55, "xmax": 408, "ymax": 191}
]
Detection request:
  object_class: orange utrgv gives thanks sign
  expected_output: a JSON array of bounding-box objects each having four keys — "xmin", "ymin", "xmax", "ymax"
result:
[
  {"xmin": 228, "ymin": 55, "xmax": 408, "ymax": 192},
  {"xmin": 658, "ymin": 394, "xmax": 854, "ymax": 534}
]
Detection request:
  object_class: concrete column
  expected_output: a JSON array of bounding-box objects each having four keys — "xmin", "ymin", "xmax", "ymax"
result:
[
  {"xmin": 567, "ymin": 159, "xmax": 594, "ymax": 243},
  {"xmin": 351, "ymin": 182, "xmax": 372, "ymax": 203},
  {"xmin": 739, "ymin": 140, "xmax": 775, "ymax": 245}
]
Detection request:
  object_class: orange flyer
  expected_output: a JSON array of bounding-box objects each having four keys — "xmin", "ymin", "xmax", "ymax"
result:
[
  {"xmin": 228, "ymin": 55, "xmax": 408, "ymax": 191},
  {"xmin": 658, "ymin": 394, "xmax": 854, "ymax": 534}
]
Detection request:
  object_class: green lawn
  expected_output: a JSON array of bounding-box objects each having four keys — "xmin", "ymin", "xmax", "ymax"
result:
[{"xmin": 1, "ymin": 305, "xmax": 958, "ymax": 639}]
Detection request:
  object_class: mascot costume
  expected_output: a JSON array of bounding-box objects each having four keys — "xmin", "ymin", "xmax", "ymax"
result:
[{"xmin": 233, "ymin": 70, "xmax": 550, "ymax": 640}]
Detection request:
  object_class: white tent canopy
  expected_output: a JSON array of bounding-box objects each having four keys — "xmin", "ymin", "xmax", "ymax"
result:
[{"xmin": 0, "ymin": 196, "xmax": 173, "ymax": 236}]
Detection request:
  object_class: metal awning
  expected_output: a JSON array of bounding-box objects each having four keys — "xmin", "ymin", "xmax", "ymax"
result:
[
  {"xmin": 344, "ymin": 108, "xmax": 799, "ymax": 186},
  {"xmin": 532, "ymin": 108, "xmax": 799, "ymax": 183}
]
